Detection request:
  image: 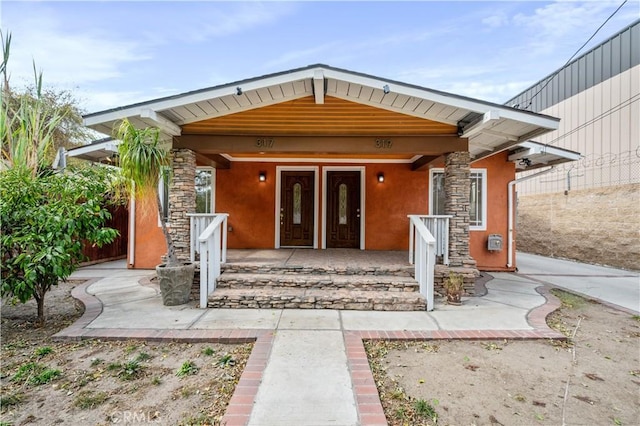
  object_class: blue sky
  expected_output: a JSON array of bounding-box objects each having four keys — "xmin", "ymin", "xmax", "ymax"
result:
[{"xmin": 2, "ymin": 1, "xmax": 638, "ymax": 114}]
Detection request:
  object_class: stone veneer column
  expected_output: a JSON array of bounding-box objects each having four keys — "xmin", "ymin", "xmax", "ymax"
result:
[
  {"xmin": 168, "ymin": 149, "xmax": 196, "ymax": 262},
  {"xmin": 444, "ymin": 151, "xmax": 477, "ymax": 268}
]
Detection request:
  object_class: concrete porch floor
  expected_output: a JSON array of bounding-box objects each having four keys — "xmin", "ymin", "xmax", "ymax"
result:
[{"xmin": 225, "ymin": 248, "xmax": 412, "ymax": 269}]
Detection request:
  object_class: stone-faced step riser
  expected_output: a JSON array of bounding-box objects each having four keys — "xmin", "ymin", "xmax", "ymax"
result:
[
  {"xmin": 216, "ymin": 277, "xmax": 419, "ymax": 293},
  {"xmin": 221, "ymin": 264, "xmax": 414, "ymax": 277},
  {"xmin": 207, "ymin": 298, "xmax": 426, "ymax": 311}
]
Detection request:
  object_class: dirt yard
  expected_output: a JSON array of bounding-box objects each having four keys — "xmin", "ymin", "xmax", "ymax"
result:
[
  {"xmin": 2, "ymin": 280, "xmax": 639, "ymax": 426},
  {"xmin": 0, "ymin": 280, "xmax": 251, "ymax": 426},
  {"xmin": 366, "ymin": 290, "xmax": 640, "ymax": 426}
]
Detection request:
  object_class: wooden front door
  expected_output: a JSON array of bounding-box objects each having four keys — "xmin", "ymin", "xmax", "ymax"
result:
[
  {"xmin": 326, "ymin": 171, "xmax": 361, "ymax": 248},
  {"xmin": 280, "ymin": 171, "xmax": 315, "ymax": 247}
]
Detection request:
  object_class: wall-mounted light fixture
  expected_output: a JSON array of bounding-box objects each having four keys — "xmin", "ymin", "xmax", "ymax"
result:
[
  {"xmin": 382, "ymin": 84, "xmax": 390, "ymax": 94},
  {"xmin": 236, "ymin": 86, "xmax": 243, "ymax": 96},
  {"xmin": 259, "ymin": 171, "xmax": 267, "ymax": 182},
  {"xmin": 377, "ymin": 172, "xmax": 385, "ymax": 183},
  {"xmin": 519, "ymin": 158, "xmax": 532, "ymax": 168}
]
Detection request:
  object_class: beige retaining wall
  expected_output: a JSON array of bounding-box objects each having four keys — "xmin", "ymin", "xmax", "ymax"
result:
[{"xmin": 516, "ymin": 183, "xmax": 640, "ymax": 271}]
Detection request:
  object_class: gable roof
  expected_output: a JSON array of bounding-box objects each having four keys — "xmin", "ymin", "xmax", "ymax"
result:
[{"xmin": 83, "ymin": 64, "xmax": 561, "ymax": 161}]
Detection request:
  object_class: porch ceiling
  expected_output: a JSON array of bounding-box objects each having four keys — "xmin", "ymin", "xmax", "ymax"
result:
[
  {"xmin": 83, "ymin": 64, "xmax": 561, "ymax": 162},
  {"xmin": 181, "ymin": 96, "xmax": 457, "ymax": 136}
]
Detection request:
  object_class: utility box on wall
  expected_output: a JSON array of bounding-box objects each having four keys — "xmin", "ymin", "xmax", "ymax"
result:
[{"xmin": 487, "ymin": 234, "xmax": 503, "ymax": 251}]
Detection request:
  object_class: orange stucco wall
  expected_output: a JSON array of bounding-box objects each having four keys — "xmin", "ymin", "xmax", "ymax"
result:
[
  {"xmin": 131, "ymin": 156, "xmax": 516, "ymax": 271},
  {"xmin": 216, "ymin": 163, "xmax": 277, "ymax": 248},
  {"xmin": 470, "ymin": 152, "xmax": 515, "ymax": 271},
  {"xmin": 130, "ymin": 197, "xmax": 166, "ymax": 269},
  {"xmin": 365, "ymin": 164, "xmax": 428, "ymax": 249}
]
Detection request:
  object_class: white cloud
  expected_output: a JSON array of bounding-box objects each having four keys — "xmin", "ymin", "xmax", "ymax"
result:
[
  {"xmin": 4, "ymin": 9, "xmax": 150, "ymax": 90},
  {"xmin": 512, "ymin": 0, "xmax": 632, "ymax": 55},
  {"xmin": 482, "ymin": 12, "xmax": 509, "ymax": 28},
  {"xmin": 172, "ymin": 2, "xmax": 297, "ymax": 42}
]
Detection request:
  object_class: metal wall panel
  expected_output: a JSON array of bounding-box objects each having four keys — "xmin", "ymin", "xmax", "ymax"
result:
[{"xmin": 505, "ymin": 20, "xmax": 639, "ymax": 112}]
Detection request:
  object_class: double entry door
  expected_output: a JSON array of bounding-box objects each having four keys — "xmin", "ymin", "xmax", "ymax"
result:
[{"xmin": 279, "ymin": 170, "xmax": 361, "ymax": 249}]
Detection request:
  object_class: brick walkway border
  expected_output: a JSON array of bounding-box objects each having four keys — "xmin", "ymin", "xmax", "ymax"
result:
[{"xmin": 54, "ymin": 277, "xmax": 567, "ymax": 426}]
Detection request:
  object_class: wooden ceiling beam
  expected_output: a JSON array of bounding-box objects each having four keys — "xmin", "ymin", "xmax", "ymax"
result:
[
  {"xmin": 411, "ymin": 155, "xmax": 444, "ymax": 171},
  {"xmin": 194, "ymin": 152, "xmax": 230, "ymax": 169},
  {"xmin": 174, "ymin": 135, "xmax": 467, "ymax": 155}
]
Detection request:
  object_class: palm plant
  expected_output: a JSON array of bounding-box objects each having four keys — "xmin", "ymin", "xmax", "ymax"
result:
[{"xmin": 115, "ymin": 119, "xmax": 178, "ymax": 266}]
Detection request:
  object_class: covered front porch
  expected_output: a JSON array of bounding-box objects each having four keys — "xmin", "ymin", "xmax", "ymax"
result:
[{"xmin": 190, "ymin": 213, "xmax": 475, "ymax": 313}]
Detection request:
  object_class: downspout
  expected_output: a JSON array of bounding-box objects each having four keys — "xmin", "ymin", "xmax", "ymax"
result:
[
  {"xmin": 507, "ymin": 166, "xmax": 555, "ymax": 268},
  {"xmin": 128, "ymin": 184, "xmax": 136, "ymax": 267}
]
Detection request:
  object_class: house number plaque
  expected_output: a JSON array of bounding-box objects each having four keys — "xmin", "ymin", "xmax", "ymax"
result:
[
  {"xmin": 256, "ymin": 138, "xmax": 275, "ymax": 148},
  {"xmin": 374, "ymin": 139, "xmax": 392, "ymax": 149}
]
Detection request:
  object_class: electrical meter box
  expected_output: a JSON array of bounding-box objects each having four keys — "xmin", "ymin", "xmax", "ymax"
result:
[{"xmin": 487, "ymin": 234, "xmax": 503, "ymax": 251}]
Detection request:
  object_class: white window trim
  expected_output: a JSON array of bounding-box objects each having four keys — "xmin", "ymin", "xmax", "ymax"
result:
[
  {"xmin": 196, "ymin": 166, "xmax": 216, "ymax": 214},
  {"xmin": 158, "ymin": 170, "xmax": 170, "ymax": 227},
  {"xmin": 429, "ymin": 168, "xmax": 487, "ymax": 231}
]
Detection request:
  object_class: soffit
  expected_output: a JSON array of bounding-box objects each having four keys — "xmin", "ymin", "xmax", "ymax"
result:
[{"xmin": 181, "ymin": 96, "xmax": 456, "ymax": 136}]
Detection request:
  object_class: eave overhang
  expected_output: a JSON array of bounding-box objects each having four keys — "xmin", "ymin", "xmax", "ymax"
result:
[{"xmin": 82, "ymin": 64, "xmax": 560, "ymax": 158}]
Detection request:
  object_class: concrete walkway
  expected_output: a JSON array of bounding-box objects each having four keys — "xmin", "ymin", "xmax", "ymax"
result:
[
  {"xmin": 56, "ymin": 259, "xmax": 568, "ymax": 426},
  {"xmin": 517, "ymin": 252, "xmax": 640, "ymax": 314}
]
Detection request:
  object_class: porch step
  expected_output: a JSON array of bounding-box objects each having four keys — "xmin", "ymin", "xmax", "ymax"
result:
[
  {"xmin": 216, "ymin": 273, "xmax": 419, "ymax": 292},
  {"xmin": 207, "ymin": 287, "xmax": 426, "ymax": 311},
  {"xmin": 221, "ymin": 263, "xmax": 414, "ymax": 277}
]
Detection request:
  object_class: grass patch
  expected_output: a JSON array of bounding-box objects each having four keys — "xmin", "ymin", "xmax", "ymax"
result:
[
  {"xmin": 176, "ymin": 361, "xmax": 199, "ymax": 377},
  {"xmin": 90, "ymin": 358, "xmax": 103, "ymax": 367},
  {"xmin": 107, "ymin": 360, "xmax": 144, "ymax": 381},
  {"xmin": 218, "ymin": 354, "xmax": 236, "ymax": 367},
  {"xmin": 414, "ymin": 398, "xmax": 439, "ymax": 423},
  {"xmin": 551, "ymin": 289, "xmax": 587, "ymax": 309},
  {"xmin": 0, "ymin": 392, "xmax": 24, "ymax": 409},
  {"xmin": 11, "ymin": 362, "xmax": 61, "ymax": 386},
  {"xmin": 135, "ymin": 352, "xmax": 152, "ymax": 362},
  {"xmin": 202, "ymin": 347, "xmax": 215, "ymax": 356},
  {"xmin": 34, "ymin": 346, "xmax": 53, "ymax": 358},
  {"xmin": 74, "ymin": 390, "xmax": 109, "ymax": 409},
  {"xmin": 119, "ymin": 360, "xmax": 143, "ymax": 381}
]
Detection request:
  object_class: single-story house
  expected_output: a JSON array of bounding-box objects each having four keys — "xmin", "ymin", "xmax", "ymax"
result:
[{"xmin": 79, "ymin": 64, "xmax": 580, "ymax": 309}]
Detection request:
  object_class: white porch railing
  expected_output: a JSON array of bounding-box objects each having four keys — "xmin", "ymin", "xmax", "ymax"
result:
[
  {"xmin": 407, "ymin": 215, "xmax": 437, "ymax": 311},
  {"xmin": 408, "ymin": 215, "xmax": 451, "ymax": 266},
  {"xmin": 187, "ymin": 213, "xmax": 229, "ymax": 309}
]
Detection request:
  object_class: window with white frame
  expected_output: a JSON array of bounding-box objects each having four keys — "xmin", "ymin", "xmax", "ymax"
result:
[
  {"xmin": 429, "ymin": 168, "xmax": 487, "ymax": 230},
  {"xmin": 158, "ymin": 167, "xmax": 171, "ymax": 223},
  {"xmin": 158, "ymin": 167, "xmax": 216, "ymax": 224},
  {"xmin": 195, "ymin": 168, "xmax": 214, "ymax": 214}
]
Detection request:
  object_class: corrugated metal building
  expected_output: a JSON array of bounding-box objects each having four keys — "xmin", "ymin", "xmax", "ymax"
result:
[{"xmin": 506, "ymin": 20, "xmax": 639, "ymax": 270}]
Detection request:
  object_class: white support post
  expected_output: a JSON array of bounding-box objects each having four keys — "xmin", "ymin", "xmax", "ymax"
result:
[
  {"xmin": 221, "ymin": 216, "xmax": 228, "ymax": 264},
  {"xmin": 408, "ymin": 220, "xmax": 415, "ymax": 265},
  {"xmin": 426, "ymin": 239, "xmax": 435, "ymax": 311},
  {"xmin": 199, "ymin": 240, "xmax": 208, "ymax": 308}
]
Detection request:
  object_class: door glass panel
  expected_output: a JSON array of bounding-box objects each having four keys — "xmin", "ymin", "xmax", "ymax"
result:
[
  {"xmin": 293, "ymin": 183, "xmax": 302, "ymax": 225},
  {"xmin": 339, "ymin": 183, "xmax": 348, "ymax": 225}
]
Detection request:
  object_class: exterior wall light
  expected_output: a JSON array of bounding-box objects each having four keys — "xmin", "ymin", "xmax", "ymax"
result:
[
  {"xmin": 383, "ymin": 84, "xmax": 390, "ymax": 94},
  {"xmin": 259, "ymin": 172, "xmax": 266, "ymax": 182},
  {"xmin": 377, "ymin": 172, "xmax": 385, "ymax": 183}
]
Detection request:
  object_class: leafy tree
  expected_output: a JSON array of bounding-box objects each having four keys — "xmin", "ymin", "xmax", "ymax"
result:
[
  {"xmin": 0, "ymin": 166, "xmax": 120, "ymax": 325},
  {"xmin": 0, "ymin": 31, "xmax": 122, "ymax": 325}
]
